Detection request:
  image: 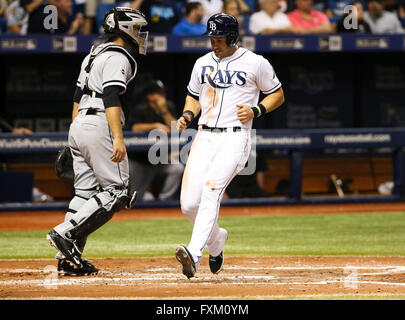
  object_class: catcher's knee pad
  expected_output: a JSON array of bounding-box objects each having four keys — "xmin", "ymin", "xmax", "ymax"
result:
[{"xmin": 64, "ymin": 189, "xmax": 99, "ymax": 222}]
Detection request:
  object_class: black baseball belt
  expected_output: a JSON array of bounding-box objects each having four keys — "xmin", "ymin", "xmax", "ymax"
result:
[
  {"xmin": 79, "ymin": 108, "xmax": 105, "ymax": 115},
  {"xmin": 83, "ymin": 87, "xmax": 103, "ymax": 98},
  {"xmin": 200, "ymin": 125, "xmax": 241, "ymax": 133}
]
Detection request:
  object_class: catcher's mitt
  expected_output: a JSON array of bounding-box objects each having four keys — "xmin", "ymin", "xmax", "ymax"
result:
[{"xmin": 55, "ymin": 146, "xmax": 74, "ymax": 183}]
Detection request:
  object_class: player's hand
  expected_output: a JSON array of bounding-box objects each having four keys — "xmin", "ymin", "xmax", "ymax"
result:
[
  {"xmin": 111, "ymin": 137, "xmax": 126, "ymax": 163},
  {"xmin": 176, "ymin": 116, "xmax": 189, "ymax": 132},
  {"xmin": 236, "ymin": 105, "xmax": 254, "ymax": 123}
]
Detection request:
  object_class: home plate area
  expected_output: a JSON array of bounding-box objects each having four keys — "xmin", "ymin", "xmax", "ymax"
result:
[{"xmin": 1, "ymin": 256, "xmax": 405, "ymax": 299}]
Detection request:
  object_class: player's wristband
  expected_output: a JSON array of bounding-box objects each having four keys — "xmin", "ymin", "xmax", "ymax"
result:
[
  {"xmin": 251, "ymin": 103, "xmax": 267, "ymax": 118},
  {"xmin": 182, "ymin": 110, "xmax": 195, "ymax": 125}
]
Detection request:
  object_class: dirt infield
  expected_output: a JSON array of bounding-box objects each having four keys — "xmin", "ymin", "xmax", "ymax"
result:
[
  {"xmin": 1, "ymin": 202, "xmax": 405, "ymax": 231},
  {"xmin": 1, "ymin": 202, "xmax": 405, "ymax": 299},
  {"xmin": 2, "ymin": 256, "xmax": 405, "ymax": 299}
]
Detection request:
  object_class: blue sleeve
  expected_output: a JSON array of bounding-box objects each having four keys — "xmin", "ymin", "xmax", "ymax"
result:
[{"xmin": 172, "ymin": 21, "xmax": 185, "ymax": 34}]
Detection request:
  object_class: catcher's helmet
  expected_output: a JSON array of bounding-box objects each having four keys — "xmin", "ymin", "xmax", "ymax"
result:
[
  {"xmin": 103, "ymin": 7, "xmax": 148, "ymax": 55},
  {"xmin": 205, "ymin": 13, "xmax": 239, "ymax": 46}
]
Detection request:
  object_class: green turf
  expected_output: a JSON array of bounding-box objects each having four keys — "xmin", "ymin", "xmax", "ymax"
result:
[{"xmin": 1, "ymin": 211, "xmax": 405, "ymax": 259}]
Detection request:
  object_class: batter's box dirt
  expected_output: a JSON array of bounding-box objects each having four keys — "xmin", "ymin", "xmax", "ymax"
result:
[{"xmin": 1, "ymin": 256, "xmax": 405, "ymax": 299}]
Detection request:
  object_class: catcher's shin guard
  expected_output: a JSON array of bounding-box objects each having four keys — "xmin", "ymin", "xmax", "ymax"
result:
[{"xmin": 66, "ymin": 193, "xmax": 130, "ymax": 240}]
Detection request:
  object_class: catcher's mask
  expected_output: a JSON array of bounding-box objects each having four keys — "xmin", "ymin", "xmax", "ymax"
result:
[{"xmin": 102, "ymin": 7, "xmax": 149, "ymax": 55}]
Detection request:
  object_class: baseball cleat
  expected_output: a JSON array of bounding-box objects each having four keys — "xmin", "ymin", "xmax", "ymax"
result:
[
  {"xmin": 175, "ymin": 245, "xmax": 196, "ymax": 279},
  {"xmin": 57, "ymin": 259, "xmax": 99, "ymax": 276},
  {"xmin": 209, "ymin": 228, "xmax": 228, "ymax": 274},
  {"xmin": 47, "ymin": 230, "xmax": 83, "ymax": 269},
  {"xmin": 209, "ymin": 251, "xmax": 224, "ymax": 274}
]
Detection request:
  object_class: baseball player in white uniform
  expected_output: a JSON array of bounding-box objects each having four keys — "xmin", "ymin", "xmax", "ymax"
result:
[
  {"xmin": 46, "ymin": 7, "xmax": 148, "ymax": 276},
  {"xmin": 175, "ymin": 13, "xmax": 285, "ymax": 279}
]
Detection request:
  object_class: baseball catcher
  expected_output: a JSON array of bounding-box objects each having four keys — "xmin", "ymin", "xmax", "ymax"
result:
[{"xmin": 46, "ymin": 7, "xmax": 146, "ymax": 276}]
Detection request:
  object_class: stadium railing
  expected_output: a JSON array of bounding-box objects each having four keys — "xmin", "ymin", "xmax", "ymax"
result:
[{"xmin": 0, "ymin": 128, "xmax": 404, "ymax": 210}]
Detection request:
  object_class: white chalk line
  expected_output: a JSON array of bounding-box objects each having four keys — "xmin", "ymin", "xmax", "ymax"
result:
[
  {"xmin": 3, "ymin": 265, "xmax": 405, "ymax": 274},
  {"xmin": 2, "ymin": 265, "xmax": 405, "ymax": 288},
  {"xmin": 224, "ymin": 265, "xmax": 405, "ymax": 271},
  {"xmin": 2, "ymin": 278, "xmax": 405, "ymax": 288}
]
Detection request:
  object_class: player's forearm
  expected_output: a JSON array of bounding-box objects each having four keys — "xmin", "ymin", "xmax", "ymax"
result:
[
  {"xmin": 72, "ymin": 102, "xmax": 79, "ymax": 121},
  {"xmin": 260, "ymin": 88, "xmax": 285, "ymax": 114},
  {"xmin": 105, "ymin": 107, "xmax": 124, "ymax": 140},
  {"xmin": 183, "ymin": 95, "xmax": 201, "ymax": 117}
]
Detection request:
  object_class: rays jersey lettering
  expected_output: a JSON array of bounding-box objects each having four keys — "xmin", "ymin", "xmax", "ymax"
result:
[
  {"xmin": 200, "ymin": 66, "xmax": 247, "ymax": 88},
  {"xmin": 187, "ymin": 48, "xmax": 281, "ymax": 128}
]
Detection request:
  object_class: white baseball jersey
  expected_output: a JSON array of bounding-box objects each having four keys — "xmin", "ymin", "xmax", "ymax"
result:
[
  {"xmin": 76, "ymin": 42, "xmax": 137, "ymax": 123},
  {"xmin": 187, "ymin": 47, "xmax": 281, "ymax": 129}
]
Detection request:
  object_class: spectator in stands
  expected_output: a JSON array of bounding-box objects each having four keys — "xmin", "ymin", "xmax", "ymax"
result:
[
  {"xmin": 249, "ymin": 0, "xmax": 293, "ymax": 34},
  {"xmin": 199, "ymin": 0, "xmax": 250, "ymax": 23},
  {"xmin": 172, "ymin": 1, "xmax": 206, "ymax": 35},
  {"xmin": 0, "ymin": 0, "xmax": 5, "ymax": 13},
  {"xmin": 82, "ymin": 0, "xmax": 109, "ymax": 34},
  {"xmin": 312, "ymin": 0, "xmax": 329, "ymax": 12},
  {"xmin": 20, "ymin": 0, "xmax": 51, "ymax": 33},
  {"xmin": 336, "ymin": 0, "xmax": 372, "ymax": 32},
  {"xmin": 131, "ymin": 0, "xmax": 180, "ymax": 33},
  {"xmin": 384, "ymin": 0, "xmax": 405, "ymax": 25},
  {"xmin": 287, "ymin": 0, "xmax": 334, "ymax": 33},
  {"xmin": 54, "ymin": 0, "xmax": 84, "ymax": 34},
  {"xmin": 0, "ymin": 0, "xmax": 6, "ymax": 28},
  {"xmin": 364, "ymin": 0, "xmax": 404, "ymax": 32},
  {"xmin": 325, "ymin": 0, "xmax": 353, "ymax": 23},
  {"xmin": 127, "ymin": 79, "xmax": 184, "ymax": 201},
  {"xmin": 5, "ymin": 0, "xmax": 29, "ymax": 34},
  {"xmin": 222, "ymin": 0, "xmax": 249, "ymax": 34}
]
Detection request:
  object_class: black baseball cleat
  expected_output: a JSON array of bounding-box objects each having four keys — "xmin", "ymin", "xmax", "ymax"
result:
[
  {"xmin": 209, "ymin": 251, "xmax": 224, "ymax": 274},
  {"xmin": 57, "ymin": 259, "xmax": 99, "ymax": 276},
  {"xmin": 175, "ymin": 245, "xmax": 196, "ymax": 279},
  {"xmin": 209, "ymin": 228, "xmax": 228, "ymax": 274},
  {"xmin": 47, "ymin": 230, "xmax": 83, "ymax": 269}
]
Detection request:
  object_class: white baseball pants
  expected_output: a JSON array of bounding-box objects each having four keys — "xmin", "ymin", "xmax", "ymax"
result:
[{"xmin": 180, "ymin": 128, "xmax": 251, "ymax": 265}]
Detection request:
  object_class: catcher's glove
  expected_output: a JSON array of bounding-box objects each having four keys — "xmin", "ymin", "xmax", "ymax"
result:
[{"xmin": 55, "ymin": 146, "xmax": 74, "ymax": 183}]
